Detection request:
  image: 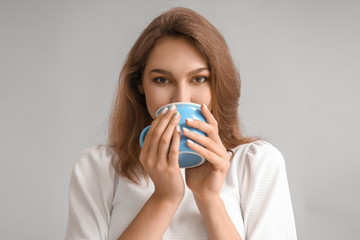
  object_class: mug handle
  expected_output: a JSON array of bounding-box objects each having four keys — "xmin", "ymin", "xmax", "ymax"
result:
[{"xmin": 139, "ymin": 125, "xmax": 151, "ymax": 147}]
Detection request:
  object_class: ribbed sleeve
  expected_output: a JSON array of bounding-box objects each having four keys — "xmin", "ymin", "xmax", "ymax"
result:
[
  {"xmin": 239, "ymin": 140, "xmax": 297, "ymax": 239},
  {"xmin": 65, "ymin": 145, "xmax": 116, "ymax": 240}
]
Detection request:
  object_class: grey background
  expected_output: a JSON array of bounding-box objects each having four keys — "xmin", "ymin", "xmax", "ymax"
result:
[{"xmin": 1, "ymin": 0, "xmax": 359, "ymax": 239}]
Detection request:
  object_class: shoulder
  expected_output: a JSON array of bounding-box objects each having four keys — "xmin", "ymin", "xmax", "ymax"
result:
[
  {"xmin": 75, "ymin": 144, "xmax": 114, "ymax": 164},
  {"xmin": 230, "ymin": 140, "xmax": 286, "ymax": 172},
  {"xmin": 246, "ymin": 140, "xmax": 283, "ymax": 161},
  {"xmin": 232, "ymin": 140, "xmax": 282, "ymax": 157},
  {"xmin": 72, "ymin": 144, "xmax": 116, "ymax": 180}
]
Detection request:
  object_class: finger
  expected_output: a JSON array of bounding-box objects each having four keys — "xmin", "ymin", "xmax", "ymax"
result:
[
  {"xmin": 157, "ymin": 111, "xmax": 181, "ymax": 158},
  {"xmin": 168, "ymin": 125, "xmax": 181, "ymax": 167},
  {"xmin": 142, "ymin": 106, "xmax": 169, "ymax": 153},
  {"xmin": 185, "ymin": 117, "xmax": 222, "ymax": 144},
  {"xmin": 186, "ymin": 139, "xmax": 227, "ymax": 168},
  {"xmin": 147, "ymin": 105, "xmax": 177, "ymax": 157},
  {"xmin": 182, "ymin": 127, "xmax": 226, "ymax": 157},
  {"xmin": 201, "ymin": 104, "xmax": 217, "ymax": 126}
]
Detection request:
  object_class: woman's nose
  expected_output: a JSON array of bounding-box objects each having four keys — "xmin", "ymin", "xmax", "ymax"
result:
[{"xmin": 172, "ymin": 84, "xmax": 191, "ymax": 103}]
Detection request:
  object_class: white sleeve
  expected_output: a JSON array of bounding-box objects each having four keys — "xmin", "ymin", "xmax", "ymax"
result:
[
  {"xmin": 239, "ymin": 140, "xmax": 297, "ymax": 240},
  {"xmin": 65, "ymin": 145, "xmax": 116, "ymax": 240}
]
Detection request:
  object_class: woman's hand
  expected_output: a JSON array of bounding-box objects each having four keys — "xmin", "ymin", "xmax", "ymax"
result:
[
  {"xmin": 183, "ymin": 104, "xmax": 231, "ymax": 202},
  {"xmin": 139, "ymin": 105, "xmax": 185, "ymax": 203},
  {"xmin": 119, "ymin": 105, "xmax": 185, "ymax": 240}
]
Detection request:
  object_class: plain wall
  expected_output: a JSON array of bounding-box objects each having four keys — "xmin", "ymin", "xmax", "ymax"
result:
[{"xmin": 1, "ymin": 0, "xmax": 359, "ymax": 239}]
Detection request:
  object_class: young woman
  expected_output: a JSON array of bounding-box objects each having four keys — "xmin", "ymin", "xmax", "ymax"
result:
[{"xmin": 65, "ymin": 7, "xmax": 297, "ymax": 240}]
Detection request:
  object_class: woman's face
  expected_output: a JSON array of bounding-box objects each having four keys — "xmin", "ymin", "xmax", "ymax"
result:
[{"xmin": 140, "ymin": 36, "xmax": 212, "ymax": 119}]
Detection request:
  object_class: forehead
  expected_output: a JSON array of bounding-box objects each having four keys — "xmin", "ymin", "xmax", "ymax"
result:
[{"xmin": 145, "ymin": 36, "xmax": 208, "ymax": 69}]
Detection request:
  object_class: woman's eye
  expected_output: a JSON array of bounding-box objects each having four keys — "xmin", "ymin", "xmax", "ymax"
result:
[
  {"xmin": 154, "ymin": 77, "xmax": 169, "ymax": 84},
  {"xmin": 193, "ymin": 76, "xmax": 208, "ymax": 83}
]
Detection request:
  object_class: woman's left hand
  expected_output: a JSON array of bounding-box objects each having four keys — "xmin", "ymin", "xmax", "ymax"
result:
[{"xmin": 183, "ymin": 104, "xmax": 231, "ymax": 202}]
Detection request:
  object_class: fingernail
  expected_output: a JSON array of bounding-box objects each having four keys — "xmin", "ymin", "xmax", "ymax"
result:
[
  {"xmin": 187, "ymin": 139, "xmax": 194, "ymax": 145},
  {"xmin": 183, "ymin": 127, "xmax": 190, "ymax": 133},
  {"xmin": 186, "ymin": 118, "xmax": 193, "ymax": 122},
  {"xmin": 176, "ymin": 125, "xmax": 180, "ymax": 133},
  {"xmin": 173, "ymin": 111, "xmax": 180, "ymax": 118},
  {"xmin": 169, "ymin": 104, "xmax": 176, "ymax": 111},
  {"xmin": 161, "ymin": 107, "xmax": 168, "ymax": 114},
  {"xmin": 202, "ymin": 104, "xmax": 208, "ymax": 109}
]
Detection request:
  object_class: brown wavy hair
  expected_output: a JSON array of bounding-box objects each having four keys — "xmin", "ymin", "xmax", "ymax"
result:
[{"xmin": 108, "ymin": 7, "xmax": 257, "ymax": 183}]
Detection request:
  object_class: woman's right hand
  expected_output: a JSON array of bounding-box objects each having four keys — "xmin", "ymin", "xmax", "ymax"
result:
[
  {"xmin": 139, "ymin": 104, "xmax": 185, "ymax": 203},
  {"xmin": 118, "ymin": 106, "xmax": 183, "ymax": 239}
]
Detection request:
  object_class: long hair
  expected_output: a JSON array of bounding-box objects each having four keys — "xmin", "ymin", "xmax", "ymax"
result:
[{"xmin": 108, "ymin": 7, "xmax": 257, "ymax": 183}]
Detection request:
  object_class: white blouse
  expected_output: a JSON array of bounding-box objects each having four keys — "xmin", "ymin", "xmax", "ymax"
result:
[{"xmin": 65, "ymin": 140, "xmax": 297, "ymax": 240}]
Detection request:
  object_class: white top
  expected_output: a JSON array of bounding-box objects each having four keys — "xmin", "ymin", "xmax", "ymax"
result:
[{"xmin": 65, "ymin": 140, "xmax": 297, "ymax": 240}]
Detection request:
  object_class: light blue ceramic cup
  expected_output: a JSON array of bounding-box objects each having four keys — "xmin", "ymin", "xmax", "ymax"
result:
[{"xmin": 139, "ymin": 102, "xmax": 207, "ymax": 168}]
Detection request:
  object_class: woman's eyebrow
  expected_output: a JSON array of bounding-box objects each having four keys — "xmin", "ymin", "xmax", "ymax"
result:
[
  {"xmin": 187, "ymin": 67, "xmax": 209, "ymax": 77},
  {"xmin": 149, "ymin": 67, "xmax": 209, "ymax": 77},
  {"xmin": 149, "ymin": 69, "xmax": 174, "ymax": 77}
]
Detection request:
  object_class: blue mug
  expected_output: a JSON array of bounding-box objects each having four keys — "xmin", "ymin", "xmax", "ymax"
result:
[{"xmin": 139, "ymin": 102, "xmax": 207, "ymax": 168}]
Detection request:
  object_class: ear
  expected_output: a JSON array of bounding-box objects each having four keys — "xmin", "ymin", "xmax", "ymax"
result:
[{"xmin": 138, "ymin": 84, "xmax": 144, "ymax": 94}]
